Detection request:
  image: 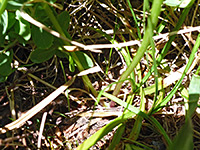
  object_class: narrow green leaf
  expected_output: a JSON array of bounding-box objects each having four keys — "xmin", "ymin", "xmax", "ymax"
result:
[
  {"xmin": 7, "ymin": 11, "xmax": 16, "ymax": 30},
  {"xmin": 30, "ymin": 48, "xmax": 56, "ymax": 63},
  {"xmin": 168, "ymin": 119, "xmax": 193, "ymax": 150},
  {"xmin": 164, "ymin": 0, "xmax": 194, "ymax": 8},
  {"xmin": 69, "ymin": 54, "xmax": 75, "ymax": 72},
  {"xmin": 102, "ymin": 92, "xmax": 172, "ymax": 145},
  {"xmin": 75, "ymin": 51, "xmax": 94, "ymax": 69},
  {"xmin": 77, "ymin": 111, "xmax": 135, "ymax": 150},
  {"xmin": 187, "ymin": 75, "xmax": 200, "ymax": 118},
  {"xmin": 0, "ymin": 9, "xmax": 7, "ymax": 45},
  {"xmin": 0, "ymin": 0, "xmax": 7, "ymax": 17},
  {"xmin": 108, "ymin": 123, "xmax": 125, "ymax": 150},
  {"xmin": 0, "ymin": 10, "xmax": 8, "ymax": 34},
  {"xmin": 152, "ymin": 33, "xmax": 200, "ymax": 113}
]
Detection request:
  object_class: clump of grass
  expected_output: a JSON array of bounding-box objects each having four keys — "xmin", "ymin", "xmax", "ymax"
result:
[{"xmin": 0, "ymin": 0, "xmax": 200, "ymax": 149}]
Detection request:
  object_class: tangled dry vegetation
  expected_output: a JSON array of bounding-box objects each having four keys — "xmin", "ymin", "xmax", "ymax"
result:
[{"xmin": 0, "ymin": 0, "xmax": 200, "ymax": 149}]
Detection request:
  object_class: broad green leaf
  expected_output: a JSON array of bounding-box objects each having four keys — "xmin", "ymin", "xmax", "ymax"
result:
[
  {"xmin": 31, "ymin": 25, "xmax": 53, "ymax": 49},
  {"xmin": 15, "ymin": 10, "xmax": 31, "ymax": 41},
  {"xmin": 34, "ymin": 3, "xmax": 50, "ymax": 24},
  {"xmin": 75, "ymin": 51, "xmax": 94, "ymax": 69},
  {"xmin": 179, "ymin": 0, "xmax": 195, "ymax": 8},
  {"xmin": 0, "ymin": 50, "xmax": 13, "ymax": 76},
  {"xmin": 30, "ymin": 48, "xmax": 56, "ymax": 63},
  {"xmin": 57, "ymin": 11, "xmax": 70, "ymax": 32},
  {"xmin": 55, "ymin": 49, "xmax": 69, "ymax": 58},
  {"xmin": 188, "ymin": 75, "xmax": 200, "ymax": 95},
  {"xmin": 6, "ymin": 31, "xmax": 25, "ymax": 44}
]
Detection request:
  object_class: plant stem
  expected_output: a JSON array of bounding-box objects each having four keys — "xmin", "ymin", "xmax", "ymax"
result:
[
  {"xmin": 0, "ymin": 0, "xmax": 8, "ymax": 17},
  {"xmin": 113, "ymin": 0, "xmax": 163, "ymax": 96},
  {"xmin": 43, "ymin": 4, "xmax": 97, "ymax": 96}
]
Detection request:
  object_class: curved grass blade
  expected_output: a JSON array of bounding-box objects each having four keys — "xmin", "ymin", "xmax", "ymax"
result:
[
  {"xmin": 136, "ymin": 4, "xmax": 194, "ymax": 93},
  {"xmin": 107, "ymin": 123, "xmax": 125, "ymax": 150},
  {"xmin": 151, "ymin": 33, "xmax": 200, "ymax": 114},
  {"xmin": 76, "ymin": 111, "xmax": 136, "ymax": 150},
  {"xmin": 102, "ymin": 92, "xmax": 172, "ymax": 146},
  {"xmin": 113, "ymin": 0, "xmax": 163, "ymax": 96}
]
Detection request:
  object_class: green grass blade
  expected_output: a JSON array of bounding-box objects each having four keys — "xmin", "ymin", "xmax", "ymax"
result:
[
  {"xmin": 187, "ymin": 74, "xmax": 200, "ymax": 119},
  {"xmin": 195, "ymin": 65, "xmax": 200, "ymax": 75},
  {"xmin": 108, "ymin": 123, "xmax": 125, "ymax": 150},
  {"xmin": 168, "ymin": 72, "xmax": 200, "ymax": 150},
  {"xmin": 137, "ymin": 5, "xmax": 193, "ymax": 92},
  {"xmin": 124, "ymin": 138, "xmax": 153, "ymax": 150},
  {"xmin": 168, "ymin": 119, "xmax": 193, "ymax": 150},
  {"xmin": 0, "ymin": 0, "xmax": 7, "ymax": 17},
  {"xmin": 126, "ymin": 0, "xmax": 141, "ymax": 39},
  {"xmin": 43, "ymin": 4, "xmax": 97, "ymax": 96},
  {"xmin": 128, "ymin": 64, "xmax": 145, "ymax": 140},
  {"xmin": 102, "ymin": 92, "xmax": 172, "ymax": 145},
  {"xmin": 152, "ymin": 33, "xmax": 200, "ymax": 114},
  {"xmin": 113, "ymin": 0, "xmax": 163, "ymax": 96},
  {"xmin": 76, "ymin": 111, "xmax": 135, "ymax": 150}
]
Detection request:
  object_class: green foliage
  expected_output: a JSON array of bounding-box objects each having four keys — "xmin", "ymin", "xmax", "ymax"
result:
[
  {"xmin": 57, "ymin": 11, "xmax": 70, "ymax": 34},
  {"xmin": 30, "ymin": 47, "xmax": 56, "ymax": 63},
  {"xmin": 0, "ymin": 0, "xmax": 199, "ymax": 149},
  {"xmin": 31, "ymin": 25, "xmax": 53, "ymax": 49},
  {"xmin": 169, "ymin": 75, "xmax": 200, "ymax": 150},
  {"xmin": 164, "ymin": 0, "xmax": 195, "ymax": 8},
  {"xmin": 0, "ymin": 0, "xmax": 95, "ymax": 82},
  {"xmin": 75, "ymin": 51, "xmax": 94, "ymax": 69},
  {"xmin": 0, "ymin": 50, "xmax": 13, "ymax": 82},
  {"xmin": 15, "ymin": 10, "xmax": 31, "ymax": 41}
]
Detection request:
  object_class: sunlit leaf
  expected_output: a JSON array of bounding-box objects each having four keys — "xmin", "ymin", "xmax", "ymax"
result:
[
  {"xmin": 188, "ymin": 74, "xmax": 200, "ymax": 118},
  {"xmin": 75, "ymin": 51, "xmax": 94, "ymax": 69},
  {"xmin": 0, "ymin": 10, "xmax": 8, "ymax": 34},
  {"xmin": 15, "ymin": 10, "xmax": 31, "ymax": 41},
  {"xmin": 164, "ymin": 0, "xmax": 195, "ymax": 8}
]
